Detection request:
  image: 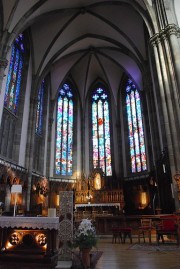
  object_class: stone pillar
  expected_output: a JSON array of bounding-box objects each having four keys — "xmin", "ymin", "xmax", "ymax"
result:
[
  {"xmin": 0, "ymin": 58, "xmax": 8, "ymax": 93},
  {"xmin": 0, "ymin": 58, "xmax": 8, "ymax": 123},
  {"xmin": 165, "ymin": 24, "xmax": 180, "ymax": 97},
  {"xmin": 150, "ymin": 34, "xmax": 165, "ymax": 150},
  {"xmin": 46, "ymin": 100, "xmax": 54, "ymax": 177},
  {"xmin": 157, "ymin": 34, "xmax": 180, "ymax": 168},
  {"xmin": 143, "ymin": 70, "xmax": 160, "ymax": 165},
  {"xmin": 160, "ymin": 28, "xmax": 180, "ymax": 129},
  {"xmin": 25, "ymin": 96, "xmax": 38, "ymax": 211},
  {"xmin": 150, "ymin": 33, "xmax": 180, "ymax": 210}
]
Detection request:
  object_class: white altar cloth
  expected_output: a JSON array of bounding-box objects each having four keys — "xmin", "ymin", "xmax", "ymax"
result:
[
  {"xmin": 75, "ymin": 203, "xmax": 120, "ymax": 209},
  {"xmin": 0, "ymin": 216, "xmax": 59, "ymax": 230}
]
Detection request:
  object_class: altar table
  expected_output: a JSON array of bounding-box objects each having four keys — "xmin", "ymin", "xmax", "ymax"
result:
[{"xmin": 0, "ymin": 216, "xmax": 59, "ymax": 268}]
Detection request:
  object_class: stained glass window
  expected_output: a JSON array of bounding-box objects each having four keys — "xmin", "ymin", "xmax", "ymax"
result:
[
  {"xmin": 4, "ymin": 34, "xmax": 24, "ymax": 114},
  {"xmin": 36, "ymin": 80, "xmax": 44, "ymax": 135},
  {"xmin": 92, "ymin": 87, "xmax": 112, "ymax": 176},
  {"xmin": 125, "ymin": 79, "xmax": 147, "ymax": 173},
  {"xmin": 55, "ymin": 83, "xmax": 74, "ymax": 176}
]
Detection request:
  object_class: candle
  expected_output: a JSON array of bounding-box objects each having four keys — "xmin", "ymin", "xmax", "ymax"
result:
[{"xmin": 48, "ymin": 208, "xmax": 56, "ymax": 217}]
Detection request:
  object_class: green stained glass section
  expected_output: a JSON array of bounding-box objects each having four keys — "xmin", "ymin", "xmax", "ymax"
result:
[
  {"xmin": 92, "ymin": 87, "xmax": 112, "ymax": 176},
  {"xmin": 125, "ymin": 79, "xmax": 147, "ymax": 173},
  {"xmin": 55, "ymin": 83, "xmax": 74, "ymax": 175}
]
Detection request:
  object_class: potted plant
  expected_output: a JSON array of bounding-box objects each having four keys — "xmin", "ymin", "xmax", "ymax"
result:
[{"xmin": 73, "ymin": 219, "xmax": 97, "ymax": 268}]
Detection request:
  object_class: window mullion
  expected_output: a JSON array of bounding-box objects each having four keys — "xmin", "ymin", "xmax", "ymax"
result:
[
  {"xmin": 8, "ymin": 46, "xmax": 17, "ymax": 109},
  {"xmin": 135, "ymin": 90, "xmax": 142, "ymax": 171},
  {"xmin": 129, "ymin": 92, "xmax": 137, "ymax": 172},
  {"xmin": 66, "ymin": 99, "xmax": 70, "ymax": 174},
  {"xmin": 102, "ymin": 101, "xmax": 106, "ymax": 174},
  {"xmin": 97, "ymin": 101, "xmax": 100, "ymax": 167},
  {"xmin": 60, "ymin": 97, "xmax": 64, "ymax": 175},
  {"xmin": 13, "ymin": 48, "xmax": 20, "ymax": 113}
]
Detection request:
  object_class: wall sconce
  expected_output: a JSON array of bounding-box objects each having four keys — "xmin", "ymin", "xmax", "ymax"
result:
[
  {"xmin": 141, "ymin": 191, "xmax": 147, "ymax": 206},
  {"xmin": 56, "ymin": 194, "xmax": 60, "ymax": 207},
  {"xmin": 11, "ymin": 185, "xmax": 22, "ymax": 216}
]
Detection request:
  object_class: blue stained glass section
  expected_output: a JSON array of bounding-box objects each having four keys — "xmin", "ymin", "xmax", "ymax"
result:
[
  {"xmin": 4, "ymin": 34, "xmax": 25, "ymax": 114},
  {"xmin": 14, "ymin": 56, "xmax": 23, "ymax": 114},
  {"xmin": 4, "ymin": 45, "xmax": 15, "ymax": 106}
]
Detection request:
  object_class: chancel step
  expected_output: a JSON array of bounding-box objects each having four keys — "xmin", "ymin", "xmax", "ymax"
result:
[{"xmin": 55, "ymin": 261, "xmax": 72, "ymax": 269}]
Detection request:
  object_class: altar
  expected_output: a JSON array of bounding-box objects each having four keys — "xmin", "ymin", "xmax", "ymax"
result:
[
  {"xmin": 0, "ymin": 216, "xmax": 59, "ymax": 268},
  {"xmin": 75, "ymin": 202, "xmax": 121, "ymax": 210}
]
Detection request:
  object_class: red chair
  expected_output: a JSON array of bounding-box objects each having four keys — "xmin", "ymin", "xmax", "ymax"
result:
[
  {"xmin": 118, "ymin": 227, "xmax": 132, "ymax": 243},
  {"xmin": 112, "ymin": 222, "xmax": 132, "ymax": 244},
  {"xmin": 112, "ymin": 227, "xmax": 123, "ymax": 243},
  {"xmin": 156, "ymin": 217, "xmax": 179, "ymax": 245}
]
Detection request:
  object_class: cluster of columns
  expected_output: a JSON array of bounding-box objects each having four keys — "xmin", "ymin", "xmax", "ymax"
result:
[{"xmin": 150, "ymin": 23, "xmax": 180, "ymax": 209}]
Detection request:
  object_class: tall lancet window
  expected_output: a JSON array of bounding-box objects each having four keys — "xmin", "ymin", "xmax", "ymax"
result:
[
  {"xmin": 4, "ymin": 34, "xmax": 25, "ymax": 114},
  {"xmin": 55, "ymin": 83, "xmax": 74, "ymax": 176},
  {"xmin": 36, "ymin": 80, "xmax": 44, "ymax": 135},
  {"xmin": 125, "ymin": 79, "xmax": 147, "ymax": 173},
  {"xmin": 92, "ymin": 87, "xmax": 112, "ymax": 176}
]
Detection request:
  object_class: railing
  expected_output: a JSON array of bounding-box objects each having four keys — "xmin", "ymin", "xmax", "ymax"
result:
[{"xmin": 75, "ymin": 189, "xmax": 124, "ymax": 208}]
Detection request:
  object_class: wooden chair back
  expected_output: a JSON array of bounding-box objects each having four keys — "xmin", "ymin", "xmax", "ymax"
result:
[{"xmin": 140, "ymin": 218, "xmax": 152, "ymax": 229}]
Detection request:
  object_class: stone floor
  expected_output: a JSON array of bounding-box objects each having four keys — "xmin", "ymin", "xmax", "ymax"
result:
[
  {"xmin": 95, "ymin": 237, "xmax": 180, "ymax": 269},
  {"xmin": 1, "ymin": 236, "xmax": 180, "ymax": 269}
]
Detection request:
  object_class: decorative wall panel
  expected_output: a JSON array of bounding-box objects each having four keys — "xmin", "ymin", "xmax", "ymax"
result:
[{"xmin": 58, "ymin": 191, "xmax": 73, "ymax": 261}]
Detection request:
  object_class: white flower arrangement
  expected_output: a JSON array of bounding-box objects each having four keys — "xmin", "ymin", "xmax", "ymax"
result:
[{"xmin": 73, "ymin": 219, "xmax": 97, "ymax": 250}]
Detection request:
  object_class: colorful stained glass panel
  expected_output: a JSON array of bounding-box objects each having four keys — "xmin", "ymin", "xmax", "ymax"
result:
[
  {"xmin": 92, "ymin": 87, "xmax": 112, "ymax": 176},
  {"xmin": 55, "ymin": 83, "xmax": 74, "ymax": 175},
  {"xmin": 4, "ymin": 34, "xmax": 24, "ymax": 114},
  {"xmin": 125, "ymin": 79, "xmax": 147, "ymax": 173}
]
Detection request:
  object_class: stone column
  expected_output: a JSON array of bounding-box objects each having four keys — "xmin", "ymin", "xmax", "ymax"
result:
[
  {"xmin": 46, "ymin": 100, "xmax": 54, "ymax": 177},
  {"xmin": 150, "ymin": 33, "xmax": 180, "ymax": 210},
  {"xmin": 157, "ymin": 34, "xmax": 180, "ymax": 168},
  {"xmin": 25, "ymin": 95, "xmax": 38, "ymax": 211},
  {"xmin": 0, "ymin": 58, "xmax": 8, "ymax": 123},
  {"xmin": 165, "ymin": 24, "xmax": 180, "ymax": 98},
  {"xmin": 160, "ymin": 28, "xmax": 180, "ymax": 129},
  {"xmin": 0, "ymin": 58, "xmax": 8, "ymax": 93},
  {"xmin": 142, "ymin": 72, "xmax": 160, "ymax": 165},
  {"xmin": 150, "ymin": 34, "xmax": 165, "ymax": 150}
]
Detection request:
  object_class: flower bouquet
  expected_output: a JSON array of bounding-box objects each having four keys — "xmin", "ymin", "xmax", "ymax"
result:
[
  {"xmin": 72, "ymin": 219, "xmax": 97, "ymax": 268},
  {"xmin": 73, "ymin": 219, "xmax": 97, "ymax": 250}
]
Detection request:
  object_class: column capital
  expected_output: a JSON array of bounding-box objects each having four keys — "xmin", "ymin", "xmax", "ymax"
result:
[
  {"xmin": 149, "ymin": 33, "xmax": 160, "ymax": 47},
  {"xmin": 0, "ymin": 58, "xmax": 8, "ymax": 69},
  {"xmin": 164, "ymin": 24, "xmax": 180, "ymax": 37},
  {"xmin": 159, "ymin": 30, "xmax": 167, "ymax": 41}
]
